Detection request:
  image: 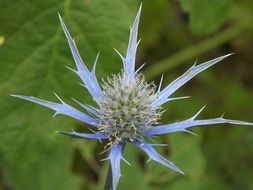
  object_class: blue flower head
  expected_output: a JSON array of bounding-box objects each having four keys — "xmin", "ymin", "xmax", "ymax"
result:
[{"xmin": 12, "ymin": 5, "xmax": 253, "ymax": 190}]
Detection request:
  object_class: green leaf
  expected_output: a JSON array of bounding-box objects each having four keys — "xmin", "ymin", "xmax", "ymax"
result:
[
  {"xmin": 142, "ymin": 133, "xmax": 206, "ymax": 189},
  {"xmin": 119, "ymin": 145, "xmax": 147, "ymax": 189},
  {"xmin": 140, "ymin": 0, "xmax": 171, "ymax": 47},
  {"xmin": 167, "ymin": 133, "xmax": 205, "ymax": 189},
  {"xmin": 0, "ymin": 0, "xmax": 138, "ymax": 189},
  {"xmin": 178, "ymin": 0, "xmax": 233, "ymax": 35}
]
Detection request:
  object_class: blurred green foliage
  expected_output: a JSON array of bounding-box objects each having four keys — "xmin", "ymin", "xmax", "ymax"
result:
[
  {"xmin": 0, "ymin": 36, "xmax": 4, "ymax": 46},
  {"xmin": 0, "ymin": 0, "xmax": 252, "ymax": 190},
  {"xmin": 179, "ymin": 0, "xmax": 233, "ymax": 35}
]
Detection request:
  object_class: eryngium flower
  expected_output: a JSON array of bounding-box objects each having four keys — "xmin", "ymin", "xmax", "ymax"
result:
[{"xmin": 13, "ymin": 5, "xmax": 253, "ymax": 190}]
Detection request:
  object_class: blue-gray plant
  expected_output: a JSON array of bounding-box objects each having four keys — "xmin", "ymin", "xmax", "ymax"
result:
[{"xmin": 12, "ymin": 5, "xmax": 253, "ymax": 190}]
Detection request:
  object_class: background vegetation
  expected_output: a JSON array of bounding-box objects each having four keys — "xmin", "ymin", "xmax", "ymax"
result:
[{"xmin": 0, "ymin": 0, "xmax": 252, "ymax": 189}]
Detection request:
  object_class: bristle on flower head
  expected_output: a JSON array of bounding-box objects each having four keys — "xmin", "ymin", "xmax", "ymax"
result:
[{"xmin": 97, "ymin": 71, "xmax": 162, "ymax": 145}]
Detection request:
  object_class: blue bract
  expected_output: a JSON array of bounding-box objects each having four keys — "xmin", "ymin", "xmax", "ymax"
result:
[{"xmin": 12, "ymin": 5, "xmax": 253, "ymax": 190}]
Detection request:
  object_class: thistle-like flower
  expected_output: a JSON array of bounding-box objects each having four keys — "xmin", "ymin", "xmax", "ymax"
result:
[{"xmin": 12, "ymin": 5, "xmax": 253, "ymax": 190}]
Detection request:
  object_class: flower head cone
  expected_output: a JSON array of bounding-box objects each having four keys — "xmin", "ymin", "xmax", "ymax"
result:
[{"xmin": 12, "ymin": 5, "xmax": 253, "ymax": 190}]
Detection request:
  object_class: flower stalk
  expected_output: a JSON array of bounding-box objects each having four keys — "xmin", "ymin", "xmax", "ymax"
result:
[{"xmin": 104, "ymin": 164, "xmax": 113, "ymax": 190}]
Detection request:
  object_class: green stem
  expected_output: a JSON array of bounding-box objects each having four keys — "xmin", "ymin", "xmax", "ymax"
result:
[
  {"xmin": 144, "ymin": 21, "xmax": 253, "ymax": 80},
  {"xmin": 104, "ymin": 164, "xmax": 112, "ymax": 190}
]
